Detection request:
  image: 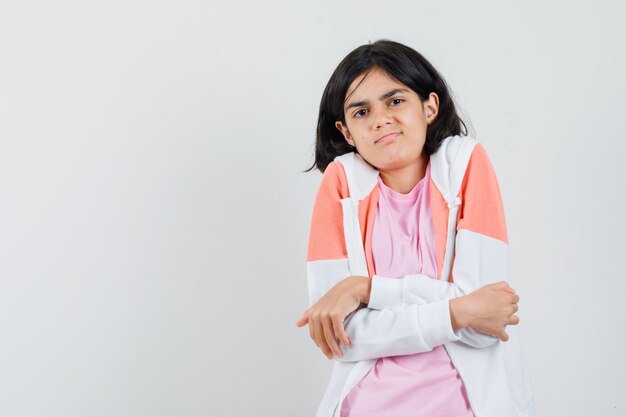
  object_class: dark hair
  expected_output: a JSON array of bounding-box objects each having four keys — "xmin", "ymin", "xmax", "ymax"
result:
[{"xmin": 305, "ymin": 39, "xmax": 472, "ymax": 173}]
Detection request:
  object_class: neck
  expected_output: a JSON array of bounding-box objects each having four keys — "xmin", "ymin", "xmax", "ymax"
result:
[{"xmin": 379, "ymin": 154, "xmax": 429, "ymax": 194}]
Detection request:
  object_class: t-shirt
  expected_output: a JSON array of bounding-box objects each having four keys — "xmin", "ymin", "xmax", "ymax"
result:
[{"xmin": 340, "ymin": 161, "xmax": 475, "ymax": 417}]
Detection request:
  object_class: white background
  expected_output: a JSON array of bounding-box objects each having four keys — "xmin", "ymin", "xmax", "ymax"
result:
[{"xmin": 1, "ymin": 1, "xmax": 624, "ymax": 416}]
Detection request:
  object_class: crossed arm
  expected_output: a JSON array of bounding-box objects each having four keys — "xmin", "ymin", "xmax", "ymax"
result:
[
  {"xmin": 297, "ymin": 145, "xmax": 519, "ymax": 362},
  {"xmin": 296, "ymin": 271, "xmax": 519, "ymax": 361}
]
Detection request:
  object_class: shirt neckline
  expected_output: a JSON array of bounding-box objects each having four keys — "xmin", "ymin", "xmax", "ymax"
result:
[{"xmin": 377, "ymin": 162, "xmax": 430, "ymax": 203}]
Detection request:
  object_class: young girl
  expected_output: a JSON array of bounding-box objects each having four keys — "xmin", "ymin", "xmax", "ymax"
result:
[{"xmin": 295, "ymin": 40, "xmax": 536, "ymax": 417}]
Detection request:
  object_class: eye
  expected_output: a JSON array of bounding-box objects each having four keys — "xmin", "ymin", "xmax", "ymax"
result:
[
  {"xmin": 390, "ymin": 98, "xmax": 404, "ymax": 105},
  {"xmin": 354, "ymin": 109, "xmax": 368, "ymax": 118}
]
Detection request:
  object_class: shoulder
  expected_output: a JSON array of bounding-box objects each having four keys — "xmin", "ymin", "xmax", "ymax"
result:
[
  {"xmin": 467, "ymin": 142, "xmax": 491, "ymax": 168},
  {"xmin": 323, "ymin": 159, "xmax": 344, "ymax": 178},
  {"xmin": 430, "ymin": 135, "xmax": 479, "ymax": 202},
  {"xmin": 431, "ymin": 134, "xmax": 496, "ymax": 186},
  {"xmin": 326, "ymin": 152, "xmax": 378, "ymax": 201},
  {"xmin": 433, "ymin": 134, "xmax": 479, "ymax": 161},
  {"xmin": 458, "ymin": 141, "xmax": 508, "ymax": 243},
  {"xmin": 463, "ymin": 141, "xmax": 500, "ymax": 188},
  {"xmin": 316, "ymin": 159, "xmax": 350, "ymax": 200},
  {"xmin": 308, "ymin": 160, "xmax": 350, "ymax": 261}
]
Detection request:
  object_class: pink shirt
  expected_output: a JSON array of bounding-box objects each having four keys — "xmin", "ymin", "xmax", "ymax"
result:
[{"xmin": 340, "ymin": 161, "xmax": 475, "ymax": 417}]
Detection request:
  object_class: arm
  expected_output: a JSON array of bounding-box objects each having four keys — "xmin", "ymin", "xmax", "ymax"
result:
[
  {"xmin": 341, "ymin": 277, "xmax": 517, "ymax": 361},
  {"xmin": 367, "ymin": 273, "xmax": 500, "ymax": 348},
  {"xmin": 305, "ymin": 161, "xmax": 461, "ymax": 362},
  {"xmin": 367, "ymin": 143, "xmax": 511, "ymax": 348},
  {"xmin": 307, "ymin": 260, "xmax": 461, "ymax": 362}
]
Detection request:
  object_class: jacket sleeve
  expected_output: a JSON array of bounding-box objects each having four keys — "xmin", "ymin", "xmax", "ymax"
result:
[
  {"xmin": 366, "ymin": 143, "xmax": 510, "ymax": 348},
  {"xmin": 367, "ymin": 273, "xmax": 499, "ymax": 348},
  {"xmin": 306, "ymin": 161, "xmax": 461, "ymax": 363}
]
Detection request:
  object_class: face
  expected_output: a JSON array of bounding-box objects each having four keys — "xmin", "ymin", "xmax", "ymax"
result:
[{"xmin": 335, "ymin": 67, "xmax": 439, "ymax": 172}]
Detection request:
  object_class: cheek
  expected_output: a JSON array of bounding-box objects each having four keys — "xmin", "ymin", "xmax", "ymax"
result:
[{"xmin": 401, "ymin": 111, "xmax": 422, "ymax": 125}]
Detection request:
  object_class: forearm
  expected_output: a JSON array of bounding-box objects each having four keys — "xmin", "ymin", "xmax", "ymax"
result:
[
  {"xmin": 337, "ymin": 299, "xmax": 461, "ymax": 362},
  {"xmin": 357, "ymin": 272, "xmax": 474, "ymax": 332},
  {"xmin": 366, "ymin": 273, "xmax": 499, "ymax": 348}
]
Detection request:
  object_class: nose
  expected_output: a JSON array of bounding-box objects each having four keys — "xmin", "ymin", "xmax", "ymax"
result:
[{"xmin": 372, "ymin": 106, "xmax": 393, "ymax": 129}]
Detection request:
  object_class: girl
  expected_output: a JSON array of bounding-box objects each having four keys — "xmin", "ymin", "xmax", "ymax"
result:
[{"xmin": 295, "ymin": 40, "xmax": 536, "ymax": 417}]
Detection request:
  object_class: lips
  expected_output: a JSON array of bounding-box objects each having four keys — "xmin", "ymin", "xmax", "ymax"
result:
[{"xmin": 376, "ymin": 132, "xmax": 401, "ymax": 144}]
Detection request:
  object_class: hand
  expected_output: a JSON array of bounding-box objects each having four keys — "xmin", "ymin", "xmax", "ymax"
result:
[
  {"xmin": 451, "ymin": 281, "xmax": 520, "ymax": 342},
  {"xmin": 295, "ymin": 276, "xmax": 370, "ymax": 360}
]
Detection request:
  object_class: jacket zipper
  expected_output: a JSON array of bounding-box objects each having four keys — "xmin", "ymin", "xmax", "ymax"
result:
[
  {"xmin": 334, "ymin": 197, "xmax": 376, "ymax": 417},
  {"xmin": 441, "ymin": 195, "xmax": 480, "ymax": 416}
]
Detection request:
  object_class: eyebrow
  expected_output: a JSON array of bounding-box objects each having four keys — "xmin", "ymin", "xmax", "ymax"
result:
[{"xmin": 345, "ymin": 88, "xmax": 410, "ymax": 111}]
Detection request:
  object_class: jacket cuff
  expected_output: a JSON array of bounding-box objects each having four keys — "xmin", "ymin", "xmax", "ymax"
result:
[
  {"xmin": 419, "ymin": 299, "xmax": 461, "ymax": 347},
  {"xmin": 367, "ymin": 275, "xmax": 403, "ymax": 310}
]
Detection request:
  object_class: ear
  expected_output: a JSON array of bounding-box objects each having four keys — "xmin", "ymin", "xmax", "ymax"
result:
[
  {"xmin": 423, "ymin": 92, "xmax": 440, "ymax": 124},
  {"xmin": 335, "ymin": 121, "xmax": 355, "ymax": 147}
]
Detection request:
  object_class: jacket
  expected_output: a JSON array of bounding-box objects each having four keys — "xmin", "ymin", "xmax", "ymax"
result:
[{"xmin": 305, "ymin": 135, "xmax": 537, "ymax": 417}]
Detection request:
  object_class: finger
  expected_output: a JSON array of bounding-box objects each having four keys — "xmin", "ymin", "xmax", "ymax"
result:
[
  {"xmin": 308, "ymin": 317, "xmax": 317, "ymax": 346},
  {"xmin": 508, "ymin": 315, "xmax": 520, "ymax": 325},
  {"xmin": 323, "ymin": 316, "xmax": 343, "ymax": 359},
  {"xmin": 332, "ymin": 315, "xmax": 351, "ymax": 348},
  {"xmin": 309, "ymin": 325, "xmax": 320, "ymax": 347},
  {"xmin": 500, "ymin": 330, "xmax": 510, "ymax": 342},
  {"xmin": 313, "ymin": 316, "xmax": 332, "ymax": 360},
  {"xmin": 500, "ymin": 281, "xmax": 515, "ymax": 294},
  {"xmin": 295, "ymin": 312, "xmax": 309, "ymax": 327},
  {"xmin": 492, "ymin": 281, "xmax": 513, "ymax": 292}
]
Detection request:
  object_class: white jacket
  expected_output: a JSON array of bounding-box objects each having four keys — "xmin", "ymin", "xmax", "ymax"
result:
[{"xmin": 305, "ymin": 135, "xmax": 537, "ymax": 417}]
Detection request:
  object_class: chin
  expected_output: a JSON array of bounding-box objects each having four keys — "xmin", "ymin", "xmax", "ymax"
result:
[
  {"xmin": 375, "ymin": 156, "xmax": 409, "ymax": 171},
  {"xmin": 378, "ymin": 148, "xmax": 425, "ymax": 169}
]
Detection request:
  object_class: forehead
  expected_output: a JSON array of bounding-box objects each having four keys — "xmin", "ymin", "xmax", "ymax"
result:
[{"xmin": 344, "ymin": 68, "xmax": 411, "ymax": 104}]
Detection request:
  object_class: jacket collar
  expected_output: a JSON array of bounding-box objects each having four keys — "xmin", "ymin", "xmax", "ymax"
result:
[{"xmin": 334, "ymin": 135, "xmax": 478, "ymax": 204}]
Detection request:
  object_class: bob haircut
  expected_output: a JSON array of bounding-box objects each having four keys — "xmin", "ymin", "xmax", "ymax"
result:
[{"xmin": 306, "ymin": 39, "xmax": 471, "ymax": 173}]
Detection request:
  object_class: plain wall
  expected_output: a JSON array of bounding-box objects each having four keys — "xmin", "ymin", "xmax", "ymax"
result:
[{"xmin": 1, "ymin": 0, "xmax": 624, "ymax": 416}]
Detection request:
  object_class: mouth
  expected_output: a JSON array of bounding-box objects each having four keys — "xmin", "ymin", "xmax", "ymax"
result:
[{"xmin": 376, "ymin": 132, "xmax": 401, "ymax": 144}]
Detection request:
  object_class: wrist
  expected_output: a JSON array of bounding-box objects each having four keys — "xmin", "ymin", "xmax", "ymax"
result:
[
  {"xmin": 450, "ymin": 297, "xmax": 469, "ymax": 332},
  {"xmin": 357, "ymin": 276, "xmax": 372, "ymax": 305}
]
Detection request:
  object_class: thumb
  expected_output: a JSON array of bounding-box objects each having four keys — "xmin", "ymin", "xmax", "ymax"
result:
[{"xmin": 295, "ymin": 312, "xmax": 309, "ymax": 327}]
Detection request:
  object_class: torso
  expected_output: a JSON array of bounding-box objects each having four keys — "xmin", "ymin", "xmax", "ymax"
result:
[{"xmin": 340, "ymin": 161, "xmax": 474, "ymax": 417}]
